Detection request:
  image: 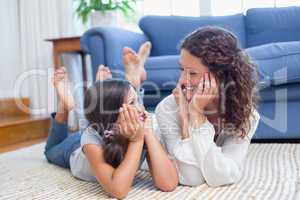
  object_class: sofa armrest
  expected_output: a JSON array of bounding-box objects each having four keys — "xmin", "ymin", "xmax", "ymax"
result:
[{"xmin": 81, "ymin": 27, "xmax": 149, "ymax": 79}]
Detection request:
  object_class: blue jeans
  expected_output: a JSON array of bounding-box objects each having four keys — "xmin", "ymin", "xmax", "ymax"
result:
[
  {"xmin": 44, "ymin": 113, "xmax": 147, "ymax": 169},
  {"xmin": 44, "ymin": 113, "xmax": 81, "ymax": 168}
]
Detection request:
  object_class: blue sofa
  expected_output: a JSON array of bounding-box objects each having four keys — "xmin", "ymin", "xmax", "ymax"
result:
[{"xmin": 81, "ymin": 6, "xmax": 300, "ymax": 140}]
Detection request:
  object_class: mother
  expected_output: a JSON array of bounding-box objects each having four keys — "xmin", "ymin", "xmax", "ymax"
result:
[{"xmin": 155, "ymin": 26, "xmax": 260, "ymax": 187}]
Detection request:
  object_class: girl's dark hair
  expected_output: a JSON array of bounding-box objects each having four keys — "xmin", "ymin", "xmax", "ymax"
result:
[
  {"xmin": 181, "ymin": 26, "xmax": 259, "ymax": 138},
  {"xmin": 84, "ymin": 79, "xmax": 131, "ymax": 168}
]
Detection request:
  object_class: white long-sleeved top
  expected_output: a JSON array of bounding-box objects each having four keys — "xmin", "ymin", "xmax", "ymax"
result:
[{"xmin": 154, "ymin": 94, "xmax": 260, "ymax": 187}]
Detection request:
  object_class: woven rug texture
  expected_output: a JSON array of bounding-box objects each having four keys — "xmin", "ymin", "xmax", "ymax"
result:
[{"xmin": 0, "ymin": 143, "xmax": 299, "ymax": 200}]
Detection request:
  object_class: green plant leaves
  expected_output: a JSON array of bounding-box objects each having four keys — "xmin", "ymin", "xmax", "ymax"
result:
[{"xmin": 74, "ymin": 0, "xmax": 138, "ymax": 24}]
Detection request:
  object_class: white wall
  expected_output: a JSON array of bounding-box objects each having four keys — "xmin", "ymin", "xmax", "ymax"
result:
[
  {"xmin": 0, "ymin": 0, "xmax": 86, "ymax": 115},
  {"xmin": 0, "ymin": 0, "xmax": 21, "ymax": 98}
]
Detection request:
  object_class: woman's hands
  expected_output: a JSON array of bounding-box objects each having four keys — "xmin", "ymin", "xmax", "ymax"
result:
[
  {"xmin": 118, "ymin": 104, "xmax": 147, "ymax": 142},
  {"xmin": 174, "ymin": 72, "xmax": 218, "ymax": 133},
  {"xmin": 172, "ymin": 84, "xmax": 189, "ymax": 128},
  {"xmin": 189, "ymin": 72, "xmax": 218, "ymax": 117}
]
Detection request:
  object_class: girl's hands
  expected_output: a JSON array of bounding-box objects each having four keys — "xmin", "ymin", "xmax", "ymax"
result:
[
  {"xmin": 118, "ymin": 104, "xmax": 145, "ymax": 142},
  {"xmin": 189, "ymin": 72, "xmax": 219, "ymax": 118}
]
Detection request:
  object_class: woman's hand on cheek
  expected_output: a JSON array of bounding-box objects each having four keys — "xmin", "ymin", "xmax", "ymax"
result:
[
  {"xmin": 189, "ymin": 72, "xmax": 218, "ymax": 119},
  {"xmin": 173, "ymin": 84, "xmax": 189, "ymax": 127}
]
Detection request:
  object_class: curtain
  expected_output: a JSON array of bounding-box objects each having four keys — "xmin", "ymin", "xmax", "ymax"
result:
[
  {"xmin": 0, "ymin": 0, "xmax": 21, "ymax": 98},
  {"xmin": 0, "ymin": 0, "xmax": 85, "ymax": 116}
]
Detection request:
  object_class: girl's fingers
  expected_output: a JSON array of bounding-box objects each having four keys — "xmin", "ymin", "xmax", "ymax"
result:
[
  {"xmin": 119, "ymin": 109, "xmax": 128, "ymax": 134},
  {"xmin": 123, "ymin": 104, "xmax": 132, "ymax": 123},
  {"xmin": 123, "ymin": 104, "xmax": 136, "ymax": 133},
  {"xmin": 128, "ymin": 106, "xmax": 138, "ymax": 125},
  {"xmin": 119, "ymin": 107, "xmax": 125, "ymax": 123},
  {"xmin": 133, "ymin": 106, "xmax": 141, "ymax": 123},
  {"xmin": 118, "ymin": 123, "xmax": 125, "ymax": 136}
]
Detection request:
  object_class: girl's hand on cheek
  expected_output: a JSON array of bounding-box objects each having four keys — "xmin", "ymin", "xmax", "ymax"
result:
[
  {"xmin": 140, "ymin": 110, "xmax": 153, "ymax": 136},
  {"xmin": 119, "ymin": 104, "xmax": 144, "ymax": 142}
]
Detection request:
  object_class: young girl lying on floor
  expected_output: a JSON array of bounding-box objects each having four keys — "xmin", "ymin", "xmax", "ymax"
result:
[{"xmin": 44, "ymin": 42, "xmax": 178, "ymax": 199}]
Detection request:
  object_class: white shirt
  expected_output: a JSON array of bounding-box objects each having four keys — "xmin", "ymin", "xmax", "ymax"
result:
[{"xmin": 155, "ymin": 94, "xmax": 260, "ymax": 187}]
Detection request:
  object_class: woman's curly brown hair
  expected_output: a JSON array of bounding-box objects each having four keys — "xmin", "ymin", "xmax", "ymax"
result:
[{"xmin": 181, "ymin": 26, "xmax": 259, "ymax": 138}]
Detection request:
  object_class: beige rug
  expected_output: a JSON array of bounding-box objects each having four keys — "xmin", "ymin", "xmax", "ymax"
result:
[{"xmin": 0, "ymin": 143, "xmax": 299, "ymax": 200}]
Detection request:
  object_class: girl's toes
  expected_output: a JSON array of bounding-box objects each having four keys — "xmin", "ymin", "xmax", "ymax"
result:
[{"xmin": 96, "ymin": 65, "xmax": 112, "ymax": 81}]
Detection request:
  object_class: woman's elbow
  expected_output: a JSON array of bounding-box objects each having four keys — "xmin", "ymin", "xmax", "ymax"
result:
[{"xmin": 205, "ymin": 169, "xmax": 241, "ymax": 187}]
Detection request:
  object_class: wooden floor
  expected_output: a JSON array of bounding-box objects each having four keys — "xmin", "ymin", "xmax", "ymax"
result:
[
  {"xmin": 0, "ymin": 97, "xmax": 50, "ymax": 153},
  {"xmin": 0, "ymin": 138, "xmax": 45, "ymax": 154}
]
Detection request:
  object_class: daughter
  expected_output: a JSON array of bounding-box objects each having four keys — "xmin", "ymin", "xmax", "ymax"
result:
[{"xmin": 44, "ymin": 42, "xmax": 178, "ymax": 199}]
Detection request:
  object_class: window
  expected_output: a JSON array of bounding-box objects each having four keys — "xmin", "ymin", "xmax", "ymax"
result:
[
  {"xmin": 141, "ymin": 0, "xmax": 200, "ymax": 16},
  {"xmin": 212, "ymin": 0, "xmax": 300, "ymax": 16}
]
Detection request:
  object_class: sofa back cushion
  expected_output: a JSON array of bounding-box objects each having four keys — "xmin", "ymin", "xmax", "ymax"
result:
[
  {"xmin": 246, "ymin": 6, "xmax": 300, "ymax": 47},
  {"xmin": 245, "ymin": 41, "xmax": 300, "ymax": 88},
  {"xmin": 139, "ymin": 14, "xmax": 246, "ymax": 56}
]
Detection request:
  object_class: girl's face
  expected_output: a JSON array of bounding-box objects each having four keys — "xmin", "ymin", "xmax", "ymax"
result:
[
  {"xmin": 179, "ymin": 48, "xmax": 214, "ymax": 102},
  {"xmin": 125, "ymin": 86, "xmax": 140, "ymax": 108},
  {"xmin": 118, "ymin": 85, "xmax": 144, "ymax": 118}
]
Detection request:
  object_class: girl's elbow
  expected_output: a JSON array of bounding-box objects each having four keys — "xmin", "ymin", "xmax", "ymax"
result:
[
  {"xmin": 110, "ymin": 189, "xmax": 129, "ymax": 200},
  {"xmin": 100, "ymin": 182, "xmax": 130, "ymax": 199},
  {"xmin": 154, "ymin": 178, "xmax": 178, "ymax": 192}
]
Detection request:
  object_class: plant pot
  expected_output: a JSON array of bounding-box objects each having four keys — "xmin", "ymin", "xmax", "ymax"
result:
[{"xmin": 90, "ymin": 11, "xmax": 118, "ymax": 27}]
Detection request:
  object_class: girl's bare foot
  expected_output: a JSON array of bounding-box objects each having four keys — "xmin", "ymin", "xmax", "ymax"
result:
[
  {"xmin": 52, "ymin": 67, "xmax": 75, "ymax": 112},
  {"xmin": 123, "ymin": 42, "xmax": 151, "ymax": 88},
  {"xmin": 96, "ymin": 65, "xmax": 112, "ymax": 81}
]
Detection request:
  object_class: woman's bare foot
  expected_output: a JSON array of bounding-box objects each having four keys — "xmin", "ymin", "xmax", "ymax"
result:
[
  {"xmin": 52, "ymin": 67, "xmax": 75, "ymax": 112},
  {"xmin": 138, "ymin": 42, "xmax": 151, "ymax": 69},
  {"xmin": 96, "ymin": 65, "xmax": 112, "ymax": 81},
  {"xmin": 123, "ymin": 42, "xmax": 151, "ymax": 88}
]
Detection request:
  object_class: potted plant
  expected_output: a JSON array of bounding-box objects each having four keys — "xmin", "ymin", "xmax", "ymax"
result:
[{"xmin": 74, "ymin": 0, "xmax": 138, "ymax": 27}]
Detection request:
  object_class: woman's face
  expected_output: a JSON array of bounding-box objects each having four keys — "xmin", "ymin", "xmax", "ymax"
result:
[{"xmin": 179, "ymin": 48, "xmax": 211, "ymax": 101}]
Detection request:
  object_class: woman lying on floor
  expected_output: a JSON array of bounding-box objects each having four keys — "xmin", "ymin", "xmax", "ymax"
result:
[
  {"xmin": 155, "ymin": 27, "xmax": 261, "ymax": 187},
  {"xmin": 44, "ymin": 42, "xmax": 178, "ymax": 199}
]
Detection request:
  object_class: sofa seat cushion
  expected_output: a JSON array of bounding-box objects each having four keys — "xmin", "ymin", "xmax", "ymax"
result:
[
  {"xmin": 139, "ymin": 14, "xmax": 246, "ymax": 56},
  {"xmin": 246, "ymin": 7, "xmax": 300, "ymax": 47},
  {"xmin": 143, "ymin": 55, "xmax": 180, "ymax": 92},
  {"xmin": 245, "ymin": 41, "xmax": 300, "ymax": 87},
  {"xmin": 259, "ymin": 83, "xmax": 300, "ymax": 102}
]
